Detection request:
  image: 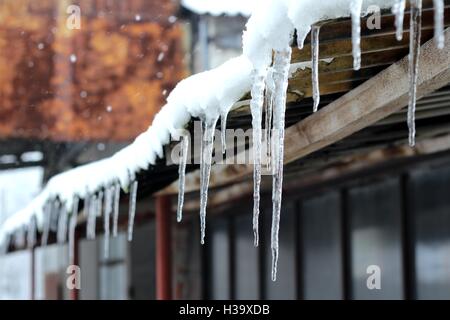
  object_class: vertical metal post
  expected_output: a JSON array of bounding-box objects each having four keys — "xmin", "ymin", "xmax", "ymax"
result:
[{"xmin": 156, "ymin": 195, "xmax": 172, "ymax": 300}]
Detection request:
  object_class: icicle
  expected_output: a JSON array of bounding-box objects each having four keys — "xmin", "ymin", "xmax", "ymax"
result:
[
  {"xmin": 57, "ymin": 205, "xmax": 68, "ymax": 244},
  {"xmin": 177, "ymin": 133, "xmax": 189, "ymax": 223},
  {"xmin": 49, "ymin": 200, "xmax": 59, "ymax": 233},
  {"xmin": 68, "ymin": 196, "xmax": 79, "ymax": 265},
  {"xmin": 14, "ymin": 228, "xmax": 26, "ymax": 248},
  {"xmin": 127, "ymin": 180, "xmax": 138, "ymax": 242},
  {"xmin": 271, "ymin": 47, "xmax": 292, "ymax": 282},
  {"xmin": 27, "ymin": 217, "xmax": 36, "ymax": 249},
  {"xmin": 408, "ymin": 0, "xmax": 422, "ymax": 147},
  {"xmin": 297, "ymin": 26, "xmax": 311, "ymax": 50},
  {"xmin": 83, "ymin": 193, "xmax": 90, "ymax": 217},
  {"xmin": 220, "ymin": 113, "xmax": 228, "ymax": 155},
  {"xmin": 311, "ymin": 25, "xmax": 321, "ymax": 112},
  {"xmin": 112, "ymin": 182, "xmax": 121, "ymax": 237},
  {"xmin": 350, "ymin": 0, "xmax": 363, "ymax": 70},
  {"xmin": 433, "ymin": 0, "xmax": 445, "ymax": 49},
  {"xmin": 103, "ymin": 187, "xmax": 113, "ymax": 258},
  {"xmin": 95, "ymin": 192, "xmax": 103, "ymax": 239},
  {"xmin": 250, "ymin": 69, "xmax": 266, "ymax": 247},
  {"xmin": 199, "ymin": 118, "xmax": 218, "ymax": 245},
  {"xmin": 86, "ymin": 195, "xmax": 92, "ymax": 239},
  {"xmin": 41, "ymin": 201, "xmax": 51, "ymax": 246},
  {"xmin": 87, "ymin": 194, "xmax": 98, "ymax": 240},
  {"xmin": 265, "ymin": 68, "xmax": 275, "ymax": 171},
  {"xmin": 393, "ymin": 0, "xmax": 406, "ymax": 41}
]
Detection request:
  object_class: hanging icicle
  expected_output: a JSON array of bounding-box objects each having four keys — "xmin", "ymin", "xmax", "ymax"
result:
[
  {"xmin": 220, "ymin": 113, "xmax": 228, "ymax": 155},
  {"xmin": 311, "ymin": 24, "xmax": 321, "ymax": 112},
  {"xmin": 271, "ymin": 46, "xmax": 292, "ymax": 282},
  {"xmin": 393, "ymin": 0, "xmax": 406, "ymax": 41},
  {"xmin": 68, "ymin": 196, "xmax": 79, "ymax": 265},
  {"xmin": 112, "ymin": 182, "xmax": 121, "ymax": 237},
  {"xmin": 433, "ymin": 0, "xmax": 445, "ymax": 49},
  {"xmin": 103, "ymin": 187, "xmax": 113, "ymax": 258},
  {"xmin": 27, "ymin": 216, "xmax": 36, "ymax": 249},
  {"xmin": 83, "ymin": 193, "xmax": 91, "ymax": 217},
  {"xmin": 250, "ymin": 70, "xmax": 267, "ymax": 247},
  {"xmin": 87, "ymin": 194, "xmax": 98, "ymax": 240},
  {"xmin": 350, "ymin": 0, "xmax": 363, "ymax": 70},
  {"xmin": 127, "ymin": 180, "xmax": 138, "ymax": 242},
  {"xmin": 408, "ymin": 0, "xmax": 423, "ymax": 147},
  {"xmin": 199, "ymin": 118, "xmax": 218, "ymax": 245},
  {"xmin": 14, "ymin": 228, "xmax": 26, "ymax": 248},
  {"xmin": 177, "ymin": 133, "xmax": 189, "ymax": 223},
  {"xmin": 265, "ymin": 67, "xmax": 275, "ymax": 171},
  {"xmin": 57, "ymin": 205, "xmax": 68, "ymax": 244},
  {"xmin": 41, "ymin": 201, "xmax": 51, "ymax": 246}
]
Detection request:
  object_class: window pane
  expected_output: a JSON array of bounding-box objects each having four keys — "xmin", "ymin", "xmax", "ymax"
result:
[
  {"xmin": 209, "ymin": 217, "xmax": 230, "ymax": 299},
  {"xmin": 79, "ymin": 239, "xmax": 99, "ymax": 300},
  {"xmin": 301, "ymin": 192, "xmax": 343, "ymax": 300},
  {"xmin": 411, "ymin": 167, "xmax": 450, "ymax": 299},
  {"xmin": 35, "ymin": 244, "xmax": 69, "ymax": 300},
  {"xmin": 234, "ymin": 213, "xmax": 259, "ymax": 299},
  {"xmin": 130, "ymin": 223, "xmax": 154, "ymax": 300},
  {"xmin": 264, "ymin": 201, "xmax": 296, "ymax": 300},
  {"xmin": 0, "ymin": 250, "xmax": 32, "ymax": 299},
  {"xmin": 99, "ymin": 264, "xmax": 127, "ymax": 300},
  {"xmin": 349, "ymin": 178, "xmax": 404, "ymax": 300}
]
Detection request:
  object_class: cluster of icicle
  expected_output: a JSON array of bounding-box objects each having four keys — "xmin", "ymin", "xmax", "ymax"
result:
[
  {"xmin": 4, "ymin": 180, "xmax": 139, "ymax": 264},
  {"xmin": 175, "ymin": 0, "xmax": 446, "ymax": 282},
  {"xmin": 0, "ymin": 0, "xmax": 446, "ymax": 283}
]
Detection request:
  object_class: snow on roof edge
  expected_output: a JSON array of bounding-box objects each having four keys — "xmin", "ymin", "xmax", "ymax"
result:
[{"xmin": 0, "ymin": 0, "xmax": 399, "ymax": 248}]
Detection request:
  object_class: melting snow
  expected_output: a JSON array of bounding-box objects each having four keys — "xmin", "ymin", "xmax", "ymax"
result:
[{"xmin": 1, "ymin": 0, "xmax": 445, "ymax": 281}]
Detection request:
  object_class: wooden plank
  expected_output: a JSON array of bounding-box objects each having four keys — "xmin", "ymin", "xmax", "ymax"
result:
[
  {"xmin": 158, "ymin": 28, "xmax": 450, "ymax": 196},
  {"xmin": 181, "ymin": 133, "xmax": 450, "ymax": 212}
]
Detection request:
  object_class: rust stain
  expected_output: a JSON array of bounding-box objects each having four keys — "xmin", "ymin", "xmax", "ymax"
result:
[{"xmin": 0, "ymin": 0, "xmax": 186, "ymax": 142}]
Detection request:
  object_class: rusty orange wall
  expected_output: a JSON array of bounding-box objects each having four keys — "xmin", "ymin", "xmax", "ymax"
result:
[{"xmin": 0, "ymin": 0, "xmax": 187, "ymax": 142}]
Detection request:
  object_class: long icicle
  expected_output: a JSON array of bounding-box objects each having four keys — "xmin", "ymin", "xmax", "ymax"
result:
[
  {"xmin": 177, "ymin": 133, "xmax": 189, "ymax": 222},
  {"xmin": 271, "ymin": 46, "xmax": 292, "ymax": 282},
  {"xmin": 433, "ymin": 0, "xmax": 445, "ymax": 49},
  {"xmin": 199, "ymin": 118, "xmax": 218, "ymax": 245},
  {"xmin": 69, "ymin": 196, "xmax": 79, "ymax": 265},
  {"xmin": 27, "ymin": 217, "xmax": 36, "ymax": 249},
  {"xmin": 127, "ymin": 180, "xmax": 138, "ymax": 242},
  {"xmin": 220, "ymin": 113, "xmax": 228, "ymax": 155},
  {"xmin": 57, "ymin": 205, "xmax": 68, "ymax": 244},
  {"xmin": 311, "ymin": 24, "xmax": 321, "ymax": 112},
  {"xmin": 265, "ymin": 68, "xmax": 275, "ymax": 171},
  {"xmin": 41, "ymin": 201, "xmax": 51, "ymax": 246},
  {"xmin": 408, "ymin": 0, "xmax": 422, "ymax": 147},
  {"xmin": 61, "ymin": 206, "xmax": 68, "ymax": 243},
  {"xmin": 88, "ymin": 194, "xmax": 97, "ymax": 240},
  {"xmin": 250, "ymin": 70, "xmax": 266, "ymax": 247},
  {"xmin": 350, "ymin": 0, "xmax": 363, "ymax": 70},
  {"xmin": 104, "ymin": 186, "xmax": 113, "ymax": 258},
  {"xmin": 112, "ymin": 182, "xmax": 120, "ymax": 237},
  {"xmin": 393, "ymin": 0, "xmax": 406, "ymax": 41},
  {"xmin": 85, "ymin": 194, "xmax": 92, "ymax": 238}
]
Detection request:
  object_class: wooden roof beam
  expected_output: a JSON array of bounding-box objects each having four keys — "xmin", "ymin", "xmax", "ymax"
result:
[{"xmin": 159, "ymin": 28, "xmax": 450, "ymax": 196}]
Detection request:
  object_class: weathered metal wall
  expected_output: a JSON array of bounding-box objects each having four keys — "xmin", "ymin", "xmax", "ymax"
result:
[{"xmin": 0, "ymin": 0, "xmax": 186, "ymax": 142}]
